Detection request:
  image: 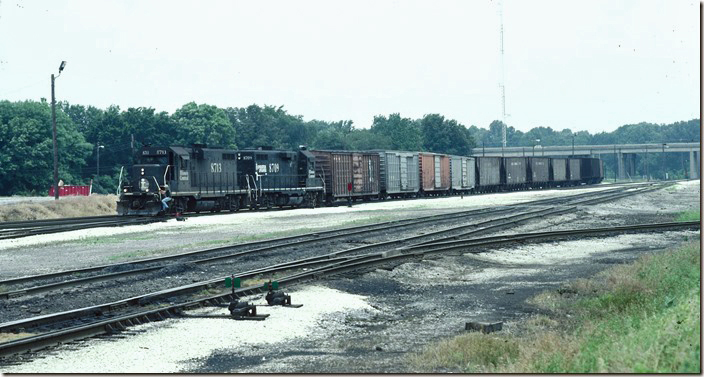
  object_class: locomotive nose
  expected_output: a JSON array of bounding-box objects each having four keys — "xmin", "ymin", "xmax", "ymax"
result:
[{"xmin": 132, "ymin": 164, "xmax": 167, "ymax": 192}]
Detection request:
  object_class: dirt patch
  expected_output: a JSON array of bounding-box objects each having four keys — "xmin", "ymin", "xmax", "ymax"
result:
[{"xmin": 0, "ymin": 195, "xmax": 117, "ymax": 222}]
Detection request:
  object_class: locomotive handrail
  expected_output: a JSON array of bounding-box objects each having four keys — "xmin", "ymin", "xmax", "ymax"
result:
[
  {"xmin": 163, "ymin": 165, "xmax": 171, "ymax": 186},
  {"xmin": 152, "ymin": 177, "xmax": 162, "ymax": 200},
  {"xmin": 116, "ymin": 166, "xmax": 124, "ymax": 195}
]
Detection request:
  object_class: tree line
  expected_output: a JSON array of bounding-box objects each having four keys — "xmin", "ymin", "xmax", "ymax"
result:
[{"xmin": 0, "ymin": 99, "xmax": 699, "ymax": 195}]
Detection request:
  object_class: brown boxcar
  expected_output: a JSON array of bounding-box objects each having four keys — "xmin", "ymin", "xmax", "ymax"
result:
[
  {"xmin": 419, "ymin": 152, "xmax": 450, "ymax": 192},
  {"xmin": 311, "ymin": 150, "xmax": 380, "ymax": 201}
]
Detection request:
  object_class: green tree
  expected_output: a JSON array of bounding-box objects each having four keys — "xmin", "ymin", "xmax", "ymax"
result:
[
  {"xmin": 371, "ymin": 113, "xmax": 422, "ymax": 151},
  {"xmin": 0, "ymin": 100, "xmax": 91, "ymax": 195},
  {"xmin": 420, "ymin": 114, "xmax": 476, "ymax": 155},
  {"xmin": 173, "ymin": 102, "xmax": 235, "ymax": 148}
]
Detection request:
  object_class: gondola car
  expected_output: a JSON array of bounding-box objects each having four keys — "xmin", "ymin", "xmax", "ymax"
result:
[{"xmin": 528, "ymin": 157, "xmax": 550, "ymax": 188}]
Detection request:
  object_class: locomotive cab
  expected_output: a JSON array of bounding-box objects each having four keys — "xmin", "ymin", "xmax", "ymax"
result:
[{"xmin": 117, "ymin": 146, "xmax": 173, "ymax": 215}]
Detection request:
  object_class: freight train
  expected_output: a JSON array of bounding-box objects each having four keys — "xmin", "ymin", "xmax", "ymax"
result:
[{"xmin": 117, "ymin": 144, "xmax": 604, "ymax": 216}]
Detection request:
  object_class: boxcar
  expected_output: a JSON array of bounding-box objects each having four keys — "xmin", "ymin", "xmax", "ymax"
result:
[
  {"xmin": 419, "ymin": 152, "xmax": 451, "ymax": 193},
  {"xmin": 475, "ymin": 157, "xmax": 502, "ymax": 190},
  {"xmin": 580, "ymin": 157, "xmax": 604, "ymax": 184},
  {"xmin": 551, "ymin": 158, "xmax": 568, "ymax": 183},
  {"xmin": 503, "ymin": 157, "xmax": 527, "ymax": 187},
  {"xmin": 567, "ymin": 158, "xmax": 582, "ymax": 182},
  {"xmin": 528, "ymin": 157, "xmax": 550, "ymax": 186},
  {"xmin": 449, "ymin": 155, "xmax": 475, "ymax": 192},
  {"xmin": 311, "ymin": 150, "xmax": 380, "ymax": 202},
  {"xmin": 377, "ymin": 150, "xmax": 419, "ymax": 198}
]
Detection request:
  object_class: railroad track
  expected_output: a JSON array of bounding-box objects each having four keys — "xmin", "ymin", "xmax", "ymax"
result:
[
  {"xmin": 0, "ymin": 216, "xmax": 163, "ymax": 241},
  {"xmin": 0, "ymin": 183, "xmax": 659, "ymax": 300},
  {"xmin": 0, "ymin": 220, "xmax": 697, "ymax": 361},
  {"xmin": 0, "ymin": 181, "xmax": 659, "ymax": 241}
]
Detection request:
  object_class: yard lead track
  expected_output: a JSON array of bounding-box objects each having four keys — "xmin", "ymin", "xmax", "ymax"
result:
[
  {"xmin": 0, "ymin": 183, "xmax": 662, "ymax": 299},
  {"xmin": 0, "ymin": 216, "xmax": 162, "ymax": 240},
  {"xmin": 0, "ymin": 220, "xmax": 698, "ymax": 361}
]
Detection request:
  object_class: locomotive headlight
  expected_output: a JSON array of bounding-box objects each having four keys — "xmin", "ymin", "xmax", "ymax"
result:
[
  {"xmin": 123, "ymin": 188, "xmax": 128, "ymax": 193},
  {"xmin": 139, "ymin": 178, "xmax": 149, "ymax": 192}
]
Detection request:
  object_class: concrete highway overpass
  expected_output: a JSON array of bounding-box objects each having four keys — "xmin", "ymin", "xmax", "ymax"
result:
[{"xmin": 471, "ymin": 142, "xmax": 701, "ymax": 180}]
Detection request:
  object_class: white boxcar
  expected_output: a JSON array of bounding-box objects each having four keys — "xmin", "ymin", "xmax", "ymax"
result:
[
  {"xmin": 378, "ymin": 150, "xmax": 420, "ymax": 197},
  {"xmin": 449, "ymin": 155, "xmax": 476, "ymax": 191}
]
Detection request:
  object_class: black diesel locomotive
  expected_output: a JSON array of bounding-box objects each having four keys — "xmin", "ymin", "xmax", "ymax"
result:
[
  {"xmin": 117, "ymin": 145, "xmax": 323, "ymax": 215},
  {"xmin": 118, "ymin": 144, "xmax": 604, "ymax": 216}
]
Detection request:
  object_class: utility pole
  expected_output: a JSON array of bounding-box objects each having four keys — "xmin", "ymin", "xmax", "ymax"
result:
[
  {"xmin": 571, "ymin": 135, "xmax": 575, "ymax": 157},
  {"xmin": 51, "ymin": 61, "xmax": 67, "ymax": 200},
  {"xmin": 645, "ymin": 145, "xmax": 649, "ymax": 181},
  {"xmin": 96, "ymin": 145, "xmax": 104, "ymax": 178},
  {"xmin": 498, "ymin": 0, "xmax": 507, "ymax": 148}
]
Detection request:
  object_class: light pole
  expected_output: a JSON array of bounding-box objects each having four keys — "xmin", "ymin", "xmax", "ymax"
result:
[
  {"xmin": 96, "ymin": 145, "xmax": 104, "ymax": 178},
  {"xmin": 571, "ymin": 135, "xmax": 575, "ymax": 157},
  {"xmin": 661, "ymin": 143, "xmax": 668, "ymax": 180},
  {"xmin": 532, "ymin": 139, "xmax": 540, "ymax": 156},
  {"xmin": 645, "ymin": 145, "xmax": 649, "ymax": 181},
  {"xmin": 51, "ymin": 61, "xmax": 67, "ymax": 200}
]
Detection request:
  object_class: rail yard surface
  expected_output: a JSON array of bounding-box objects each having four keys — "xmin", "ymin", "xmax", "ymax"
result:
[{"xmin": 0, "ymin": 180, "xmax": 699, "ymax": 373}]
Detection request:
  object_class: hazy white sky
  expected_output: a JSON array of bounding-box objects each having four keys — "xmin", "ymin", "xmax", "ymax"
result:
[{"xmin": 0, "ymin": 0, "xmax": 699, "ymax": 133}]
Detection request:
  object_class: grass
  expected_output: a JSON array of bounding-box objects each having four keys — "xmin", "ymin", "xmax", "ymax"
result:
[
  {"xmin": 108, "ymin": 249, "xmax": 162, "ymax": 261},
  {"xmin": 676, "ymin": 210, "xmax": 700, "ymax": 222},
  {"xmin": 0, "ymin": 195, "xmax": 117, "ymax": 222},
  {"xmin": 411, "ymin": 241, "xmax": 701, "ymax": 373}
]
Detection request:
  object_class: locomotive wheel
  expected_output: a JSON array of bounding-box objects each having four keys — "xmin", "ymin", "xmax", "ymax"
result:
[
  {"xmin": 229, "ymin": 198, "xmax": 240, "ymax": 212},
  {"xmin": 306, "ymin": 193, "xmax": 318, "ymax": 209}
]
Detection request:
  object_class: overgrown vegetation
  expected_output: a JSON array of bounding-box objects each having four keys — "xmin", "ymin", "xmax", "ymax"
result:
[
  {"xmin": 0, "ymin": 194, "xmax": 117, "ymax": 222},
  {"xmin": 676, "ymin": 210, "xmax": 700, "ymax": 222},
  {"xmin": 411, "ymin": 241, "xmax": 701, "ymax": 373}
]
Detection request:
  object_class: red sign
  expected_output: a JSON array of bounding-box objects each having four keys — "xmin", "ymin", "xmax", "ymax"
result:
[
  {"xmin": 48, "ymin": 185, "xmax": 92, "ymax": 197},
  {"xmin": 347, "ymin": 182, "xmax": 353, "ymax": 192}
]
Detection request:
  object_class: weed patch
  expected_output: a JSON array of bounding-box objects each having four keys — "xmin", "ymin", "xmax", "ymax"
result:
[
  {"xmin": 676, "ymin": 210, "xmax": 700, "ymax": 222},
  {"xmin": 412, "ymin": 242, "xmax": 701, "ymax": 373}
]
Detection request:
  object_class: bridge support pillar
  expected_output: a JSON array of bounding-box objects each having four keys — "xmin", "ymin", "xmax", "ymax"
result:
[
  {"xmin": 623, "ymin": 153, "xmax": 636, "ymax": 179},
  {"xmin": 617, "ymin": 150, "xmax": 625, "ymax": 180},
  {"xmin": 690, "ymin": 150, "xmax": 700, "ymax": 179}
]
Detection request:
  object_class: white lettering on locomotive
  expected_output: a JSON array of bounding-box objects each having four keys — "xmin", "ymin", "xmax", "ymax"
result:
[
  {"xmin": 256, "ymin": 164, "xmax": 267, "ymax": 174},
  {"xmin": 211, "ymin": 162, "xmax": 222, "ymax": 173},
  {"xmin": 180, "ymin": 171, "xmax": 189, "ymax": 181},
  {"xmin": 269, "ymin": 162, "xmax": 280, "ymax": 173}
]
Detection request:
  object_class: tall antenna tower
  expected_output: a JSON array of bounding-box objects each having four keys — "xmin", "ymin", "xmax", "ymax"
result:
[{"xmin": 499, "ymin": 0, "xmax": 507, "ymax": 147}]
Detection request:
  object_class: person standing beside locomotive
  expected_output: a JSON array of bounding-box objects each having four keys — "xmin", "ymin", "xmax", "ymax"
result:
[{"xmin": 160, "ymin": 184, "xmax": 172, "ymax": 212}]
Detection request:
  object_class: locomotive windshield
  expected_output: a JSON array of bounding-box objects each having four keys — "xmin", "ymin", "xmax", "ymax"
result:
[{"xmin": 139, "ymin": 156, "xmax": 168, "ymax": 165}]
